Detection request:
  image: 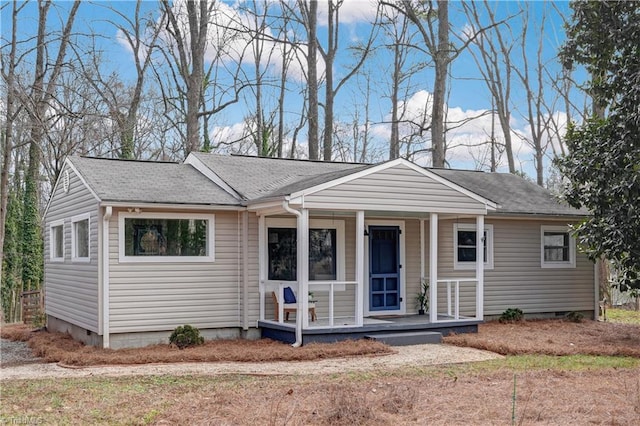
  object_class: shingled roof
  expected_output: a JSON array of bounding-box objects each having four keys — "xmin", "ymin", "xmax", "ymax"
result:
[
  {"xmin": 189, "ymin": 152, "xmax": 368, "ymax": 201},
  {"xmin": 430, "ymin": 168, "xmax": 587, "ymax": 217},
  {"xmin": 66, "ymin": 154, "xmax": 586, "ymax": 217},
  {"xmin": 68, "ymin": 156, "xmax": 239, "ymax": 206}
]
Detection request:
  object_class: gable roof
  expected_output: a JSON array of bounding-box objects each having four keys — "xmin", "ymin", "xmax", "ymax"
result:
[
  {"xmin": 188, "ymin": 152, "xmax": 368, "ymax": 201},
  {"xmin": 430, "ymin": 169, "xmax": 587, "ymax": 217},
  {"xmin": 62, "ymin": 154, "xmax": 585, "ymax": 218},
  {"xmin": 67, "ymin": 156, "xmax": 239, "ymax": 206}
]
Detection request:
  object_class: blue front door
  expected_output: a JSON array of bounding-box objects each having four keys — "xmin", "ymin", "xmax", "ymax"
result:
[{"xmin": 369, "ymin": 226, "xmax": 400, "ymax": 311}]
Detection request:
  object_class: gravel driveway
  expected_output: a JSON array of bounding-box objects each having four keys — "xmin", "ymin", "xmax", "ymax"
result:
[
  {"xmin": 0, "ymin": 338, "xmax": 501, "ymax": 381},
  {"xmin": 0, "ymin": 338, "xmax": 41, "ymax": 367}
]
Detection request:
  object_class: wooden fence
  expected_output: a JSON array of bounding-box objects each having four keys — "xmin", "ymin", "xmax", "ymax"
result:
[{"xmin": 21, "ymin": 290, "xmax": 44, "ymax": 325}]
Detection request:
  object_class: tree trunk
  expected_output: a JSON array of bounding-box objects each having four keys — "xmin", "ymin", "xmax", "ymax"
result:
[
  {"xmin": 305, "ymin": 0, "xmax": 319, "ymax": 160},
  {"xmin": 430, "ymin": 1, "xmax": 449, "ymax": 168}
]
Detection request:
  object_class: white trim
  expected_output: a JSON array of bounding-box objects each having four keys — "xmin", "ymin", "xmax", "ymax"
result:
[
  {"xmin": 289, "ymin": 201, "xmax": 489, "ymax": 215},
  {"xmin": 118, "ymin": 211, "xmax": 215, "ymax": 263},
  {"xmin": 429, "ymin": 214, "xmax": 438, "ymax": 323},
  {"xmin": 355, "ymin": 211, "xmax": 365, "ymax": 326},
  {"xmin": 287, "ymin": 158, "xmax": 497, "ymax": 211},
  {"xmin": 71, "ymin": 213, "xmax": 91, "ymax": 263},
  {"xmin": 102, "ymin": 206, "xmax": 112, "ymax": 348},
  {"xmin": 184, "ymin": 153, "xmax": 243, "ymax": 199},
  {"xmin": 49, "ymin": 219, "xmax": 65, "ymax": 262},
  {"xmin": 101, "ymin": 201, "xmax": 242, "ymax": 211},
  {"xmin": 540, "ymin": 225, "xmax": 576, "ymax": 269},
  {"xmin": 264, "ymin": 217, "xmax": 346, "ymax": 282},
  {"xmin": 453, "ymin": 223, "xmax": 494, "ymax": 270},
  {"xmin": 475, "ymin": 215, "xmax": 484, "ymax": 320},
  {"xmin": 364, "ymin": 219, "xmax": 406, "ymax": 316}
]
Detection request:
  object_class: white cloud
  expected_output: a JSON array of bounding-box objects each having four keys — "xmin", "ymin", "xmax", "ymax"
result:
[{"xmin": 317, "ymin": 0, "xmax": 380, "ymax": 25}]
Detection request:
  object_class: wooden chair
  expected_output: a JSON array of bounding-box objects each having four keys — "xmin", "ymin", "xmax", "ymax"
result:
[{"xmin": 272, "ymin": 288, "xmax": 316, "ymax": 322}]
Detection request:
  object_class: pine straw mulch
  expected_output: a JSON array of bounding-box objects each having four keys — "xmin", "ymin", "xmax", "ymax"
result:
[
  {"xmin": 0, "ymin": 324, "xmax": 393, "ymax": 366},
  {"xmin": 444, "ymin": 319, "xmax": 640, "ymax": 357}
]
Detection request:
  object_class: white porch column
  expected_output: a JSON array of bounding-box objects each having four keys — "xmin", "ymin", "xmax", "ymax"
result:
[
  {"xmin": 476, "ymin": 214, "xmax": 485, "ymax": 319},
  {"xmin": 298, "ymin": 209, "xmax": 310, "ymax": 329},
  {"xmin": 355, "ymin": 210, "xmax": 365, "ymax": 326},
  {"xmin": 258, "ymin": 214, "xmax": 266, "ymax": 321},
  {"xmin": 429, "ymin": 213, "xmax": 438, "ymax": 323},
  {"xmin": 420, "ymin": 219, "xmax": 425, "ymax": 281}
]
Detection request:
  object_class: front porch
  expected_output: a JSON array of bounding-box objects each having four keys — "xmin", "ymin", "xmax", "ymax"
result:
[
  {"xmin": 250, "ymin": 160, "xmax": 496, "ymax": 345},
  {"xmin": 259, "ymin": 314, "xmax": 481, "ymax": 345}
]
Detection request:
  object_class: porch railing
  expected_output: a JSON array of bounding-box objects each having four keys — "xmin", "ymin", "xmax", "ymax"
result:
[
  {"xmin": 259, "ymin": 280, "xmax": 359, "ymax": 328},
  {"xmin": 435, "ymin": 278, "xmax": 478, "ymax": 321}
]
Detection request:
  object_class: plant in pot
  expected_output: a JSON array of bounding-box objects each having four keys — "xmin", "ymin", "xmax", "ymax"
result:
[{"xmin": 415, "ymin": 279, "xmax": 429, "ymax": 315}]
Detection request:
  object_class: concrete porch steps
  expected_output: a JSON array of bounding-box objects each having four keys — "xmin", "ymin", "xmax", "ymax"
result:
[{"xmin": 365, "ymin": 331, "xmax": 443, "ymax": 346}]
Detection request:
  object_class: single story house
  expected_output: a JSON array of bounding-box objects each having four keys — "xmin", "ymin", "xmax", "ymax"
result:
[{"xmin": 43, "ymin": 153, "xmax": 597, "ymax": 349}]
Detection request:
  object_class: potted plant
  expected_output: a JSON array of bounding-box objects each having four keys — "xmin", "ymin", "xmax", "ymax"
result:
[{"xmin": 415, "ymin": 279, "xmax": 429, "ymax": 315}]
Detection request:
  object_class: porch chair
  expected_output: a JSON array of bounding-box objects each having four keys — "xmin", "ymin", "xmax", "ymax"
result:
[{"xmin": 272, "ymin": 287, "xmax": 317, "ymax": 322}]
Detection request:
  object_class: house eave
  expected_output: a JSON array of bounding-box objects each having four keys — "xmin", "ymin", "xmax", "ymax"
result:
[
  {"xmin": 100, "ymin": 201, "xmax": 244, "ymax": 211},
  {"xmin": 487, "ymin": 211, "xmax": 589, "ymax": 220}
]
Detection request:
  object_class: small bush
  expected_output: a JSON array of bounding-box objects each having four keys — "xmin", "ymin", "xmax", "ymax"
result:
[
  {"xmin": 499, "ymin": 308, "xmax": 524, "ymax": 323},
  {"xmin": 169, "ymin": 325, "xmax": 204, "ymax": 349},
  {"xmin": 566, "ymin": 311, "xmax": 584, "ymax": 323}
]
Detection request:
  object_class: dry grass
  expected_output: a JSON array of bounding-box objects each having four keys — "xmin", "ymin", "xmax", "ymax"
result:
[
  {"xmin": 2, "ymin": 368, "xmax": 639, "ymax": 425},
  {"xmin": 444, "ymin": 319, "xmax": 640, "ymax": 357},
  {"xmin": 0, "ymin": 324, "xmax": 393, "ymax": 366}
]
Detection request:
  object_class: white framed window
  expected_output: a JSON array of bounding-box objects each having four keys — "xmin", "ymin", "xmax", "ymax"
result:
[
  {"xmin": 266, "ymin": 218, "xmax": 345, "ymax": 281},
  {"xmin": 71, "ymin": 213, "xmax": 90, "ymax": 262},
  {"xmin": 453, "ymin": 223, "xmax": 494, "ymax": 270},
  {"xmin": 118, "ymin": 212, "xmax": 215, "ymax": 263},
  {"xmin": 50, "ymin": 219, "xmax": 65, "ymax": 262},
  {"xmin": 541, "ymin": 225, "xmax": 576, "ymax": 268}
]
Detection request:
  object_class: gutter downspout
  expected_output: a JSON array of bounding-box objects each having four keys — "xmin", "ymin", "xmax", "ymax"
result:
[
  {"xmin": 282, "ymin": 200, "xmax": 303, "ymax": 347},
  {"xmin": 102, "ymin": 206, "xmax": 112, "ymax": 348}
]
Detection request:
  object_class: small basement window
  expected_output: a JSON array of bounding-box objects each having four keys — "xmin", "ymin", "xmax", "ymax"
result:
[
  {"xmin": 71, "ymin": 213, "xmax": 90, "ymax": 262},
  {"xmin": 541, "ymin": 226, "xmax": 576, "ymax": 268},
  {"xmin": 118, "ymin": 212, "xmax": 214, "ymax": 263},
  {"xmin": 50, "ymin": 219, "xmax": 64, "ymax": 261}
]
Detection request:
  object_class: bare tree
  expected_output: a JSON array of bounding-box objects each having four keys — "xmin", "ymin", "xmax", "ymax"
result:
[
  {"xmin": 0, "ymin": 0, "xmax": 28, "ymax": 281},
  {"xmin": 160, "ymin": 0, "xmax": 211, "ymax": 155},
  {"xmin": 298, "ymin": 0, "xmax": 320, "ymax": 159},
  {"xmin": 461, "ymin": 1, "xmax": 517, "ymax": 174},
  {"xmin": 78, "ymin": 0, "xmax": 164, "ymax": 160}
]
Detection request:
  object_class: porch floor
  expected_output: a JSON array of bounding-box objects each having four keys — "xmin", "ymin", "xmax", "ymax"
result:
[{"xmin": 259, "ymin": 314, "xmax": 481, "ymax": 345}]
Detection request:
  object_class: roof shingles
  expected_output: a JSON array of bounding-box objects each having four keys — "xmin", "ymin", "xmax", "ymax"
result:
[{"xmin": 69, "ymin": 156, "xmax": 239, "ymax": 206}]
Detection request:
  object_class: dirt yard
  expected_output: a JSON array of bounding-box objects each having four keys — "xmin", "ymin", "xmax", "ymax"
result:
[{"xmin": 1, "ymin": 317, "xmax": 640, "ymax": 425}]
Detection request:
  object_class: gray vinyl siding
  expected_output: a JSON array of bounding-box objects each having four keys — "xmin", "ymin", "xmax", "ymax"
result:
[
  {"xmin": 302, "ymin": 164, "xmax": 487, "ymax": 214},
  {"xmin": 437, "ymin": 218, "xmax": 595, "ymax": 316},
  {"xmin": 404, "ymin": 219, "xmax": 423, "ymax": 313},
  {"xmin": 108, "ymin": 209, "xmax": 242, "ymax": 333},
  {"xmin": 44, "ymin": 165, "xmax": 100, "ymax": 332}
]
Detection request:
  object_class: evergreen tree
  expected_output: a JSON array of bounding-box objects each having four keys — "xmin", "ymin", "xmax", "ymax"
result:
[
  {"xmin": 558, "ymin": 0, "xmax": 640, "ymax": 291},
  {"xmin": 2, "ymin": 188, "xmax": 23, "ymax": 321}
]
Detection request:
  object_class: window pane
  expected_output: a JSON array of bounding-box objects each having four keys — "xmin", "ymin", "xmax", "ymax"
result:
[
  {"xmin": 544, "ymin": 232, "xmax": 569, "ymax": 262},
  {"xmin": 74, "ymin": 219, "xmax": 89, "ymax": 258},
  {"xmin": 53, "ymin": 225, "xmax": 63, "ymax": 258},
  {"xmin": 458, "ymin": 231, "xmax": 476, "ymax": 246},
  {"xmin": 457, "ymin": 230, "xmax": 487, "ymax": 263},
  {"xmin": 125, "ymin": 218, "xmax": 208, "ymax": 257},
  {"xmin": 268, "ymin": 228, "xmax": 297, "ymax": 280},
  {"xmin": 309, "ymin": 229, "xmax": 336, "ymax": 280},
  {"xmin": 268, "ymin": 227, "xmax": 339, "ymax": 281}
]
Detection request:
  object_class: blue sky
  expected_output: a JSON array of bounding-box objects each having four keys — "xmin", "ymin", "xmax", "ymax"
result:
[{"xmin": 2, "ymin": 0, "xmax": 585, "ymax": 178}]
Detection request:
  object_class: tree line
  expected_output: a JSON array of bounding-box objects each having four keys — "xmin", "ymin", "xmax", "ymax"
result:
[{"xmin": 2, "ymin": 0, "xmax": 634, "ymax": 321}]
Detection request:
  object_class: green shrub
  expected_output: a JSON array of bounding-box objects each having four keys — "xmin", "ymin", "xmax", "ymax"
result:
[
  {"xmin": 169, "ymin": 325, "xmax": 204, "ymax": 349},
  {"xmin": 499, "ymin": 308, "xmax": 524, "ymax": 323},
  {"xmin": 566, "ymin": 311, "xmax": 584, "ymax": 323}
]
